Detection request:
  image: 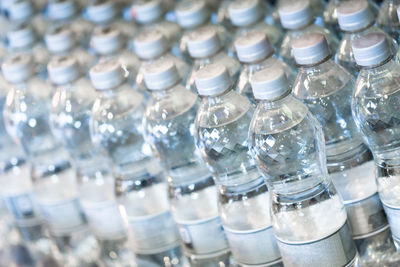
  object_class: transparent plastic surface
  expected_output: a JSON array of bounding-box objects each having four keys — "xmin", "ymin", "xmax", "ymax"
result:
[
  {"xmin": 3, "ymin": 73, "xmax": 99, "ymax": 266},
  {"xmin": 195, "ymin": 89, "xmax": 282, "ymax": 265},
  {"xmin": 144, "ymin": 83, "xmax": 230, "ymax": 259},
  {"xmin": 90, "ymin": 83, "xmax": 182, "ymax": 262},
  {"xmin": 249, "ymin": 94, "xmax": 357, "ymax": 266},
  {"xmin": 378, "ymin": 0, "xmax": 400, "ymax": 42},
  {"xmin": 353, "ymin": 58, "xmax": 400, "ymax": 242}
]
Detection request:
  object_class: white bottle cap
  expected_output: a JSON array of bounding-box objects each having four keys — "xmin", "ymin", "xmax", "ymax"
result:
[
  {"xmin": 292, "ymin": 33, "xmax": 330, "ymax": 65},
  {"xmin": 175, "ymin": 0, "xmax": 208, "ymax": 29},
  {"xmin": 91, "ymin": 26, "xmax": 124, "ymax": 55},
  {"xmin": 7, "ymin": 24, "xmax": 35, "ymax": 49},
  {"xmin": 337, "ymin": 0, "xmax": 373, "ymax": 32},
  {"xmin": 278, "ymin": 0, "xmax": 313, "ymax": 30},
  {"xmin": 250, "ymin": 67, "xmax": 289, "ymax": 100},
  {"xmin": 187, "ymin": 26, "xmax": 221, "ymax": 58},
  {"xmin": 2, "ymin": 54, "xmax": 34, "ymax": 83},
  {"xmin": 143, "ymin": 58, "xmax": 180, "ymax": 90},
  {"xmin": 228, "ymin": 0, "xmax": 262, "ymax": 27},
  {"xmin": 45, "ymin": 26, "xmax": 75, "ymax": 53},
  {"xmin": 48, "ymin": 55, "xmax": 80, "ymax": 85},
  {"xmin": 352, "ymin": 32, "xmax": 391, "ymax": 67},
  {"xmin": 47, "ymin": 0, "xmax": 76, "ymax": 20},
  {"xmin": 86, "ymin": 0, "xmax": 116, "ymax": 24},
  {"xmin": 234, "ymin": 31, "xmax": 273, "ymax": 63},
  {"xmin": 133, "ymin": 29, "xmax": 168, "ymax": 60},
  {"xmin": 8, "ymin": 0, "xmax": 34, "ymax": 21},
  {"xmin": 89, "ymin": 59, "xmax": 126, "ymax": 90},
  {"xmin": 131, "ymin": 0, "xmax": 162, "ymax": 24},
  {"xmin": 195, "ymin": 63, "xmax": 232, "ymax": 96}
]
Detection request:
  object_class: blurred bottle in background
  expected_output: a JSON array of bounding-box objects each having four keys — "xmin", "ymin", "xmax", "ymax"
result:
[{"xmin": 89, "ymin": 59, "xmax": 185, "ymax": 266}]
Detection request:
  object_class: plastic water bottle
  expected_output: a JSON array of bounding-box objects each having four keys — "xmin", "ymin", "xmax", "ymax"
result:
[
  {"xmin": 46, "ymin": 0, "xmax": 92, "ymax": 48},
  {"xmin": 85, "ymin": 0, "xmax": 136, "ymax": 46},
  {"xmin": 352, "ymin": 32, "xmax": 400, "ymax": 250},
  {"xmin": 131, "ymin": 0, "xmax": 180, "ymax": 57},
  {"xmin": 48, "ymin": 56, "xmax": 135, "ymax": 266},
  {"xmin": 323, "ymin": 0, "xmax": 379, "ymax": 38},
  {"xmin": 133, "ymin": 29, "xmax": 189, "ymax": 91},
  {"xmin": 248, "ymin": 67, "xmax": 358, "ymax": 267},
  {"xmin": 194, "ymin": 63, "xmax": 283, "ymax": 266},
  {"xmin": 90, "ymin": 25, "xmax": 140, "ymax": 87},
  {"xmin": 336, "ymin": 0, "xmax": 398, "ymax": 76},
  {"xmin": 142, "ymin": 59, "xmax": 231, "ymax": 266},
  {"xmin": 2, "ymin": 54, "xmax": 100, "ymax": 266},
  {"xmin": 278, "ymin": 0, "xmax": 338, "ymax": 69},
  {"xmin": 6, "ymin": 24, "xmax": 50, "ymax": 79},
  {"xmin": 0, "ymin": 68, "xmax": 57, "ymax": 266},
  {"xmin": 234, "ymin": 31, "xmax": 296, "ymax": 104},
  {"xmin": 186, "ymin": 26, "xmax": 240, "ymax": 92},
  {"xmin": 89, "ymin": 59, "xmax": 184, "ymax": 266},
  {"xmin": 292, "ymin": 33, "xmax": 397, "ymax": 265},
  {"xmin": 175, "ymin": 0, "xmax": 231, "ymax": 60},
  {"xmin": 378, "ymin": 0, "xmax": 400, "ymax": 42},
  {"xmin": 45, "ymin": 25, "xmax": 95, "ymax": 72},
  {"xmin": 227, "ymin": 0, "xmax": 282, "ymax": 52}
]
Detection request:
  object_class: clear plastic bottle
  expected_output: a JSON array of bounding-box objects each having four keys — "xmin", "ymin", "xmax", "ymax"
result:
[
  {"xmin": 48, "ymin": 56, "xmax": 135, "ymax": 267},
  {"xmin": 185, "ymin": 26, "xmax": 240, "ymax": 92},
  {"xmin": 194, "ymin": 63, "xmax": 283, "ymax": 266},
  {"xmin": 352, "ymin": 32, "xmax": 400, "ymax": 251},
  {"xmin": 292, "ymin": 33, "xmax": 397, "ymax": 265},
  {"xmin": 248, "ymin": 67, "xmax": 358, "ymax": 267},
  {"xmin": 175, "ymin": 0, "xmax": 231, "ymax": 60},
  {"xmin": 131, "ymin": 0, "xmax": 180, "ymax": 57},
  {"xmin": 142, "ymin": 58, "xmax": 231, "ymax": 266},
  {"xmin": 46, "ymin": 0, "xmax": 92, "ymax": 48},
  {"xmin": 378, "ymin": 0, "xmax": 400, "ymax": 42},
  {"xmin": 2, "ymin": 54, "xmax": 100, "ymax": 267},
  {"xmin": 89, "ymin": 59, "xmax": 184, "ymax": 266},
  {"xmin": 336, "ymin": 0, "xmax": 398, "ymax": 77},
  {"xmin": 278, "ymin": 0, "xmax": 339, "ymax": 69},
  {"xmin": 5, "ymin": 23, "xmax": 50, "ymax": 79},
  {"xmin": 45, "ymin": 25, "xmax": 95, "ymax": 73},
  {"xmin": 90, "ymin": 25, "xmax": 140, "ymax": 88},
  {"xmin": 133, "ymin": 29, "xmax": 189, "ymax": 91},
  {"xmin": 234, "ymin": 31, "xmax": 296, "ymax": 104},
  {"xmin": 227, "ymin": 0, "xmax": 282, "ymax": 52},
  {"xmin": 85, "ymin": 0, "xmax": 136, "ymax": 47},
  {"xmin": 0, "ymin": 66, "xmax": 58, "ymax": 266}
]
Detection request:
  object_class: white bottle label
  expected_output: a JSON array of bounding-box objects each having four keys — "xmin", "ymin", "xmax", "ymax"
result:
[
  {"xmin": 382, "ymin": 202, "xmax": 400, "ymax": 241},
  {"xmin": 224, "ymin": 225, "xmax": 281, "ymax": 266},
  {"xmin": 276, "ymin": 222, "xmax": 357, "ymax": 267},
  {"xmin": 82, "ymin": 200, "xmax": 126, "ymax": 240},
  {"xmin": 345, "ymin": 192, "xmax": 388, "ymax": 238},
  {"xmin": 39, "ymin": 198, "xmax": 86, "ymax": 235},
  {"xmin": 129, "ymin": 210, "xmax": 180, "ymax": 254},
  {"xmin": 176, "ymin": 216, "xmax": 229, "ymax": 256},
  {"xmin": 3, "ymin": 192, "xmax": 42, "ymax": 226}
]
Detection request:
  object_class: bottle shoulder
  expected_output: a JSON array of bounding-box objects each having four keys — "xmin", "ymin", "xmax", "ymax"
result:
[
  {"xmin": 250, "ymin": 95, "xmax": 309, "ymax": 135},
  {"xmin": 145, "ymin": 85, "xmax": 198, "ymax": 123},
  {"xmin": 293, "ymin": 60, "xmax": 353, "ymax": 99},
  {"xmin": 196, "ymin": 90, "xmax": 253, "ymax": 128}
]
